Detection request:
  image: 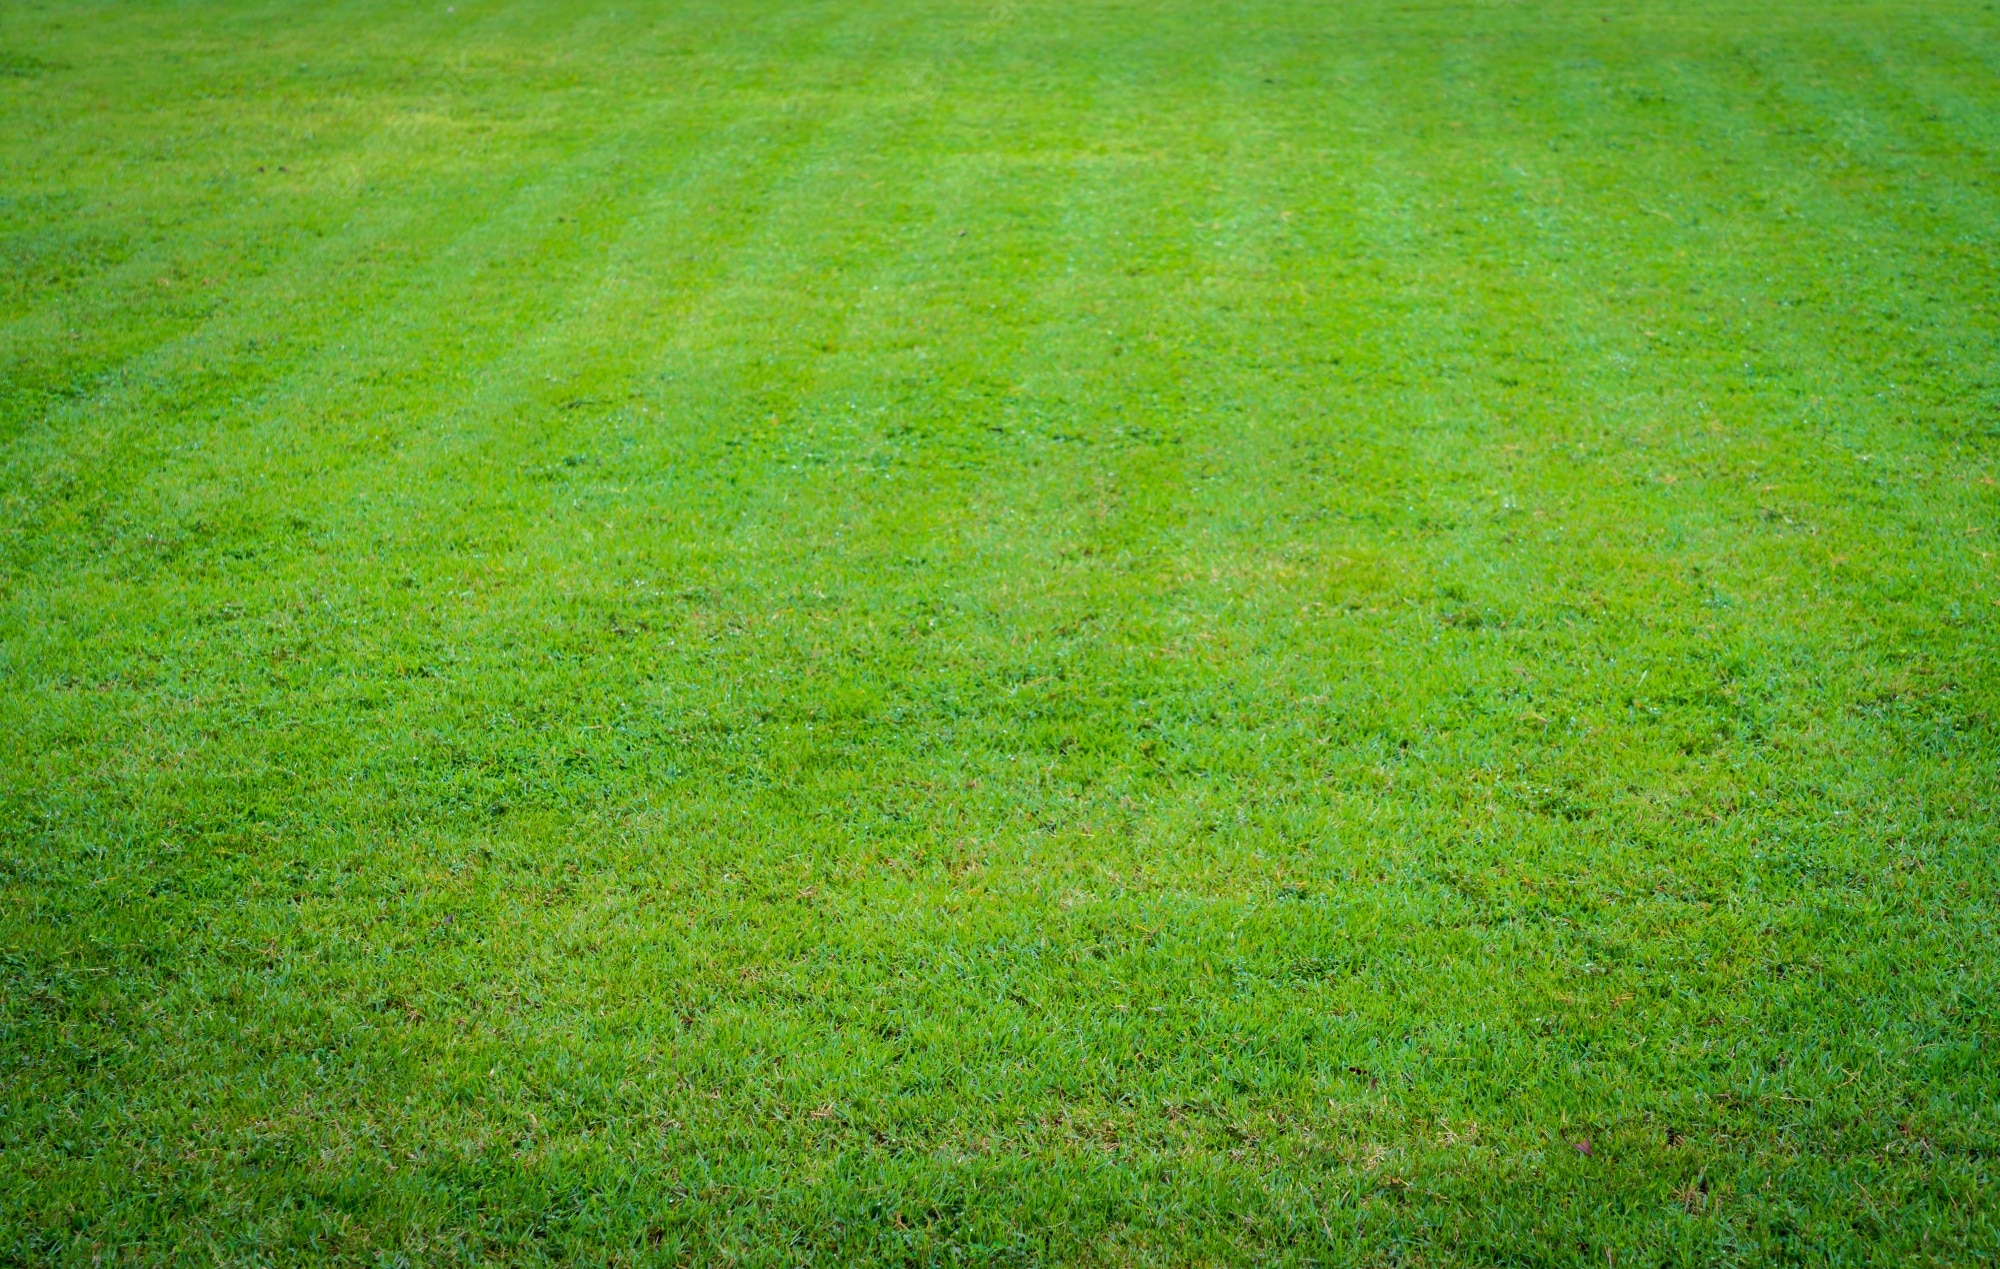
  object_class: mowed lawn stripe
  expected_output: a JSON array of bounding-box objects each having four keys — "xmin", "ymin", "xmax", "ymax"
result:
[{"xmin": 1, "ymin": 0, "xmax": 1996, "ymax": 1264}]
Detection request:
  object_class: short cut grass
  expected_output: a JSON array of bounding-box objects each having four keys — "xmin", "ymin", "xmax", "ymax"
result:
[{"xmin": 2, "ymin": 0, "xmax": 1997, "ymax": 1263}]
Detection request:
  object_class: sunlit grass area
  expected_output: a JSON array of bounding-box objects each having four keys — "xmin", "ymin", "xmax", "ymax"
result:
[{"xmin": 2, "ymin": 0, "xmax": 1997, "ymax": 1262}]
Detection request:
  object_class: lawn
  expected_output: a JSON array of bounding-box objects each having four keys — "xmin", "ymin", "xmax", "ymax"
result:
[{"xmin": 2, "ymin": 0, "xmax": 1997, "ymax": 1262}]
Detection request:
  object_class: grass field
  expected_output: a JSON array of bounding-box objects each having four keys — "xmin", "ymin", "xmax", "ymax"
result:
[{"xmin": 3, "ymin": 0, "xmax": 1999, "ymax": 1262}]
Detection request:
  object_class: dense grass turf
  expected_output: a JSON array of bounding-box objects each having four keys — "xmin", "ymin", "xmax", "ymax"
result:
[{"xmin": 4, "ymin": 0, "xmax": 1999, "ymax": 1262}]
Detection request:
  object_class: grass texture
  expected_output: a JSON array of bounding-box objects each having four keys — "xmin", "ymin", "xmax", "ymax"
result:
[{"xmin": 2, "ymin": 0, "xmax": 1998, "ymax": 1263}]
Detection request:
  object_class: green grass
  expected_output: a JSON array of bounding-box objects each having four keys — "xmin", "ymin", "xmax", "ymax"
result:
[{"xmin": 3, "ymin": 0, "xmax": 1998, "ymax": 1262}]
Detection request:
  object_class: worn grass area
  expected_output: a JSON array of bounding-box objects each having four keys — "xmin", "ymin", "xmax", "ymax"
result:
[{"xmin": 3, "ymin": 0, "xmax": 1998, "ymax": 1262}]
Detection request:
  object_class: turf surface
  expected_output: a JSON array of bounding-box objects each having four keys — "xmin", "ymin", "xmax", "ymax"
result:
[{"xmin": 3, "ymin": 0, "xmax": 1999, "ymax": 1262}]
